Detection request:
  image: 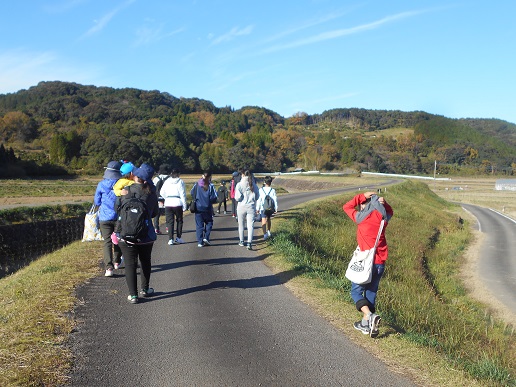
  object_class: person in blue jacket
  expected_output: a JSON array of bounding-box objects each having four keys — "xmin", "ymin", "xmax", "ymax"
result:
[
  {"xmin": 94, "ymin": 160, "xmax": 123, "ymax": 277},
  {"xmin": 190, "ymin": 171, "xmax": 218, "ymax": 247}
]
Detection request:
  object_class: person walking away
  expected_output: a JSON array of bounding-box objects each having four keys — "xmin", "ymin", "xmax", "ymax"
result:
[
  {"xmin": 216, "ymin": 180, "xmax": 229, "ymax": 214},
  {"xmin": 94, "ymin": 161, "xmax": 124, "ymax": 277},
  {"xmin": 190, "ymin": 171, "xmax": 218, "ymax": 247},
  {"xmin": 160, "ymin": 168, "xmax": 187, "ymax": 245},
  {"xmin": 235, "ymin": 170, "xmax": 259, "ymax": 250},
  {"xmin": 115, "ymin": 163, "xmax": 159, "ymax": 304},
  {"xmin": 343, "ymin": 191, "xmax": 393, "ymax": 338},
  {"xmin": 256, "ymin": 175, "xmax": 278, "ymax": 241},
  {"xmin": 152, "ymin": 165, "xmax": 170, "ymax": 234},
  {"xmin": 229, "ymin": 171, "xmax": 239, "ymax": 219}
]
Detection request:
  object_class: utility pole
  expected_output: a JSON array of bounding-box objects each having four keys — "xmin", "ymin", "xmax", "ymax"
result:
[{"xmin": 433, "ymin": 160, "xmax": 437, "ymax": 190}]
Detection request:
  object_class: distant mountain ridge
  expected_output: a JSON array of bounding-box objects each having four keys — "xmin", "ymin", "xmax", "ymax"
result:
[{"xmin": 0, "ymin": 81, "xmax": 514, "ymax": 177}]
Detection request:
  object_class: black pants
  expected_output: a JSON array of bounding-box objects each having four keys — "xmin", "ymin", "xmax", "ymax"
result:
[
  {"xmin": 217, "ymin": 199, "xmax": 227, "ymax": 213},
  {"xmin": 165, "ymin": 206, "xmax": 184, "ymax": 240},
  {"xmin": 99, "ymin": 220, "xmax": 122, "ymax": 269},
  {"xmin": 153, "ymin": 201, "xmax": 165, "ymax": 231},
  {"xmin": 119, "ymin": 242, "xmax": 153, "ymax": 297}
]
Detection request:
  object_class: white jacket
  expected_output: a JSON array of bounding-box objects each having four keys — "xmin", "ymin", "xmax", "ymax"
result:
[{"xmin": 160, "ymin": 177, "xmax": 187, "ymax": 211}]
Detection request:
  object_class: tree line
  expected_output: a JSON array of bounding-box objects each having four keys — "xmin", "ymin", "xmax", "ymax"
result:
[{"xmin": 0, "ymin": 81, "xmax": 514, "ymax": 178}]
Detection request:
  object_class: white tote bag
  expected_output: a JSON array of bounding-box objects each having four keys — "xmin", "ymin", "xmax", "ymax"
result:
[
  {"xmin": 82, "ymin": 204, "xmax": 103, "ymax": 242},
  {"xmin": 345, "ymin": 220, "xmax": 384, "ymax": 285}
]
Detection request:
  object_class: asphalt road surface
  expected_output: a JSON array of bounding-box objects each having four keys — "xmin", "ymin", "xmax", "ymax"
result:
[
  {"xmin": 461, "ymin": 204, "xmax": 516, "ymax": 313},
  {"xmin": 68, "ymin": 183, "xmax": 415, "ymax": 386}
]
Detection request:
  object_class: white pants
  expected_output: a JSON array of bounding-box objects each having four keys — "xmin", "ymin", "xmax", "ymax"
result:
[{"xmin": 237, "ymin": 203, "xmax": 255, "ymax": 244}]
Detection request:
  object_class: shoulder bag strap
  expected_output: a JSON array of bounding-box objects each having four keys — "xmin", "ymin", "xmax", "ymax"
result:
[{"xmin": 372, "ymin": 220, "xmax": 385, "ymax": 250}]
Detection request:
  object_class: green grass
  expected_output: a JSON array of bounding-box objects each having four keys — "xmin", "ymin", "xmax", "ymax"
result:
[{"xmin": 267, "ymin": 180, "xmax": 515, "ymax": 386}]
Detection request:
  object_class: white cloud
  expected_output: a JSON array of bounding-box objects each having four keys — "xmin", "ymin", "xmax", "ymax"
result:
[
  {"xmin": 262, "ymin": 10, "xmax": 425, "ymax": 53},
  {"xmin": 81, "ymin": 0, "xmax": 136, "ymax": 38},
  {"xmin": 133, "ymin": 22, "xmax": 183, "ymax": 47},
  {"xmin": 263, "ymin": 8, "xmax": 354, "ymax": 43},
  {"xmin": 211, "ymin": 25, "xmax": 254, "ymax": 45}
]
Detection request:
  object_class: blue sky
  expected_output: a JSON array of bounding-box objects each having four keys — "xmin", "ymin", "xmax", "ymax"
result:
[{"xmin": 1, "ymin": 1, "xmax": 515, "ymax": 124}]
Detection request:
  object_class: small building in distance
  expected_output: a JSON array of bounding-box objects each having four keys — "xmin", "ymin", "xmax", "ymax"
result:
[{"xmin": 495, "ymin": 179, "xmax": 516, "ymax": 191}]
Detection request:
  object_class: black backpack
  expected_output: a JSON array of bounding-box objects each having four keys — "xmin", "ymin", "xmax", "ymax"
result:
[
  {"xmin": 262, "ymin": 188, "xmax": 275, "ymax": 216},
  {"xmin": 118, "ymin": 187, "xmax": 149, "ymax": 242},
  {"xmin": 155, "ymin": 175, "xmax": 169, "ymax": 198}
]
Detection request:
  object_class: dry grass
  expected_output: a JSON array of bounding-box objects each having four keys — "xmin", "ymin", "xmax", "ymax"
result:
[
  {"xmin": 0, "ymin": 241, "xmax": 101, "ymax": 386},
  {"xmin": 424, "ymin": 176, "xmax": 516, "ymax": 219}
]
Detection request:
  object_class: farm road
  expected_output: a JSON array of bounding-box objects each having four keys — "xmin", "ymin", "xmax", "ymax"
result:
[
  {"xmin": 461, "ymin": 204, "xmax": 516, "ymax": 314},
  {"xmin": 68, "ymin": 182, "xmax": 416, "ymax": 386}
]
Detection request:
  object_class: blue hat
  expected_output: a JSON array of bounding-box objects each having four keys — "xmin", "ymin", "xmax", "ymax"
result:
[
  {"xmin": 232, "ymin": 171, "xmax": 239, "ymax": 177},
  {"xmin": 120, "ymin": 162, "xmax": 134, "ymax": 176},
  {"xmin": 103, "ymin": 161, "xmax": 122, "ymax": 179},
  {"xmin": 132, "ymin": 163, "xmax": 154, "ymax": 182}
]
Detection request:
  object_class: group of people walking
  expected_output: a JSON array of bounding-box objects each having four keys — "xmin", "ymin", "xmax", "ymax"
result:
[
  {"xmin": 94, "ymin": 162, "xmax": 393, "ymax": 339},
  {"xmin": 94, "ymin": 163, "xmax": 278, "ymax": 303}
]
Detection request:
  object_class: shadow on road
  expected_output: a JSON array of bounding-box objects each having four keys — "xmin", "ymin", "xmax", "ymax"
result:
[{"xmin": 143, "ymin": 268, "xmax": 300, "ymax": 301}]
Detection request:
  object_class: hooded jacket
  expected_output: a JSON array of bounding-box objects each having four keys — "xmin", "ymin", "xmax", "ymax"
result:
[
  {"xmin": 94, "ymin": 178, "xmax": 119, "ymax": 221},
  {"xmin": 235, "ymin": 179, "xmax": 259, "ymax": 208},
  {"xmin": 343, "ymin": 193, "xmax": 394, "ymax": 264},
  {"xmin": 160, "ymin": 176, "xmax": 187, "ymax": 210}
]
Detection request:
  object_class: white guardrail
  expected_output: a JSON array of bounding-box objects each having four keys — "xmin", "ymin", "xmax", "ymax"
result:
[{"xmin": 255, "ymin": 170, "xmax": 451, "ymax": 181}]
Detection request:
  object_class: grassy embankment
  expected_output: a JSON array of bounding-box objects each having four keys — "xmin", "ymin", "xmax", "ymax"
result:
[
  {"xmin": 265, "ymin": 179, "xmax": 515, "ymax": 386},
  {"xmin": 0, "ymin": 176, "xmax": 515, "ymax": 385}
]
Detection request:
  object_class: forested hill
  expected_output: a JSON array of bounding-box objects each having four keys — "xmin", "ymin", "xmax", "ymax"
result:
[{"xmin": 0, "ymin": 81, "xmax": 514, "ymax": 177}]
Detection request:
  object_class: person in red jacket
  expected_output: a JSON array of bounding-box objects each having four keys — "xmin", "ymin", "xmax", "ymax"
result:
[{"xmin": 343, "ymin": 191, "xmax": 393, "ymax": 338}]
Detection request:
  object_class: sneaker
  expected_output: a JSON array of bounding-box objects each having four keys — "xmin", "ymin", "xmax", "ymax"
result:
[
  {"xmin": 166, "ymin": 227, "xmax": 169, "ymax": 233},
  {"xmin": 168, "ymin": 239, "xmax": 174, "ymax": 246},
  {"xmin": 238, "ymin": 240, "xmax": 244, "ymax": 247},
  {"xmin": 263, "ymin": 233, "xmax": 269, "ymax": 241},
  {"xmin": 203, "ymin": 238, "xmax": 211, "ymax": 246},
  {"xmin": 224, "ymin": 211, "xmax": 227, "ymax": 214},
  {"xmin": 353, "ymin": 321, "xmax": 370, "ymax": 335},
  {"xmin": 247, "ymin": 243, "xmax": 252, "ymax": 250},
  {"xmin": 105, "ymin": 268, "xmax": 114, "ymax": 277},
  {"xmin": 140, "ymin": 287, "xmax": 154, "ymax": 297},
  {"xmin": 127, "ymin": 295, "xmax": 138, "ymax": 304},
  {"xmin": 197, "ymin": 243, "xmax": 204, "ymax": 247},
  {"xmin": 114, "ymin": 257, "xmax": 124, "ymax": 269},
  {"xmin": 267, "ymin": 230, "xmax": 271, "ymax": 238},
  {"xmin": 369, "ymin": 314, "xmax": 381, "ymax": 338},
  {"xmin": 175, "ymin": 237, "xmax": 184, "ymax": 244},
  {"xmin": 217, "ymin": 210, "xmax": 220, "ymax": 214}
]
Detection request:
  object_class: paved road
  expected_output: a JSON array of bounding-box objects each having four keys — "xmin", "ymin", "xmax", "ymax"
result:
[
  {"xmin": 68, "ymin": 182, "xmax": 416, "ymax": 386},
  {"xmin": 461, "ymin": 204, "xmax": 516, "ymax": 313}
]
